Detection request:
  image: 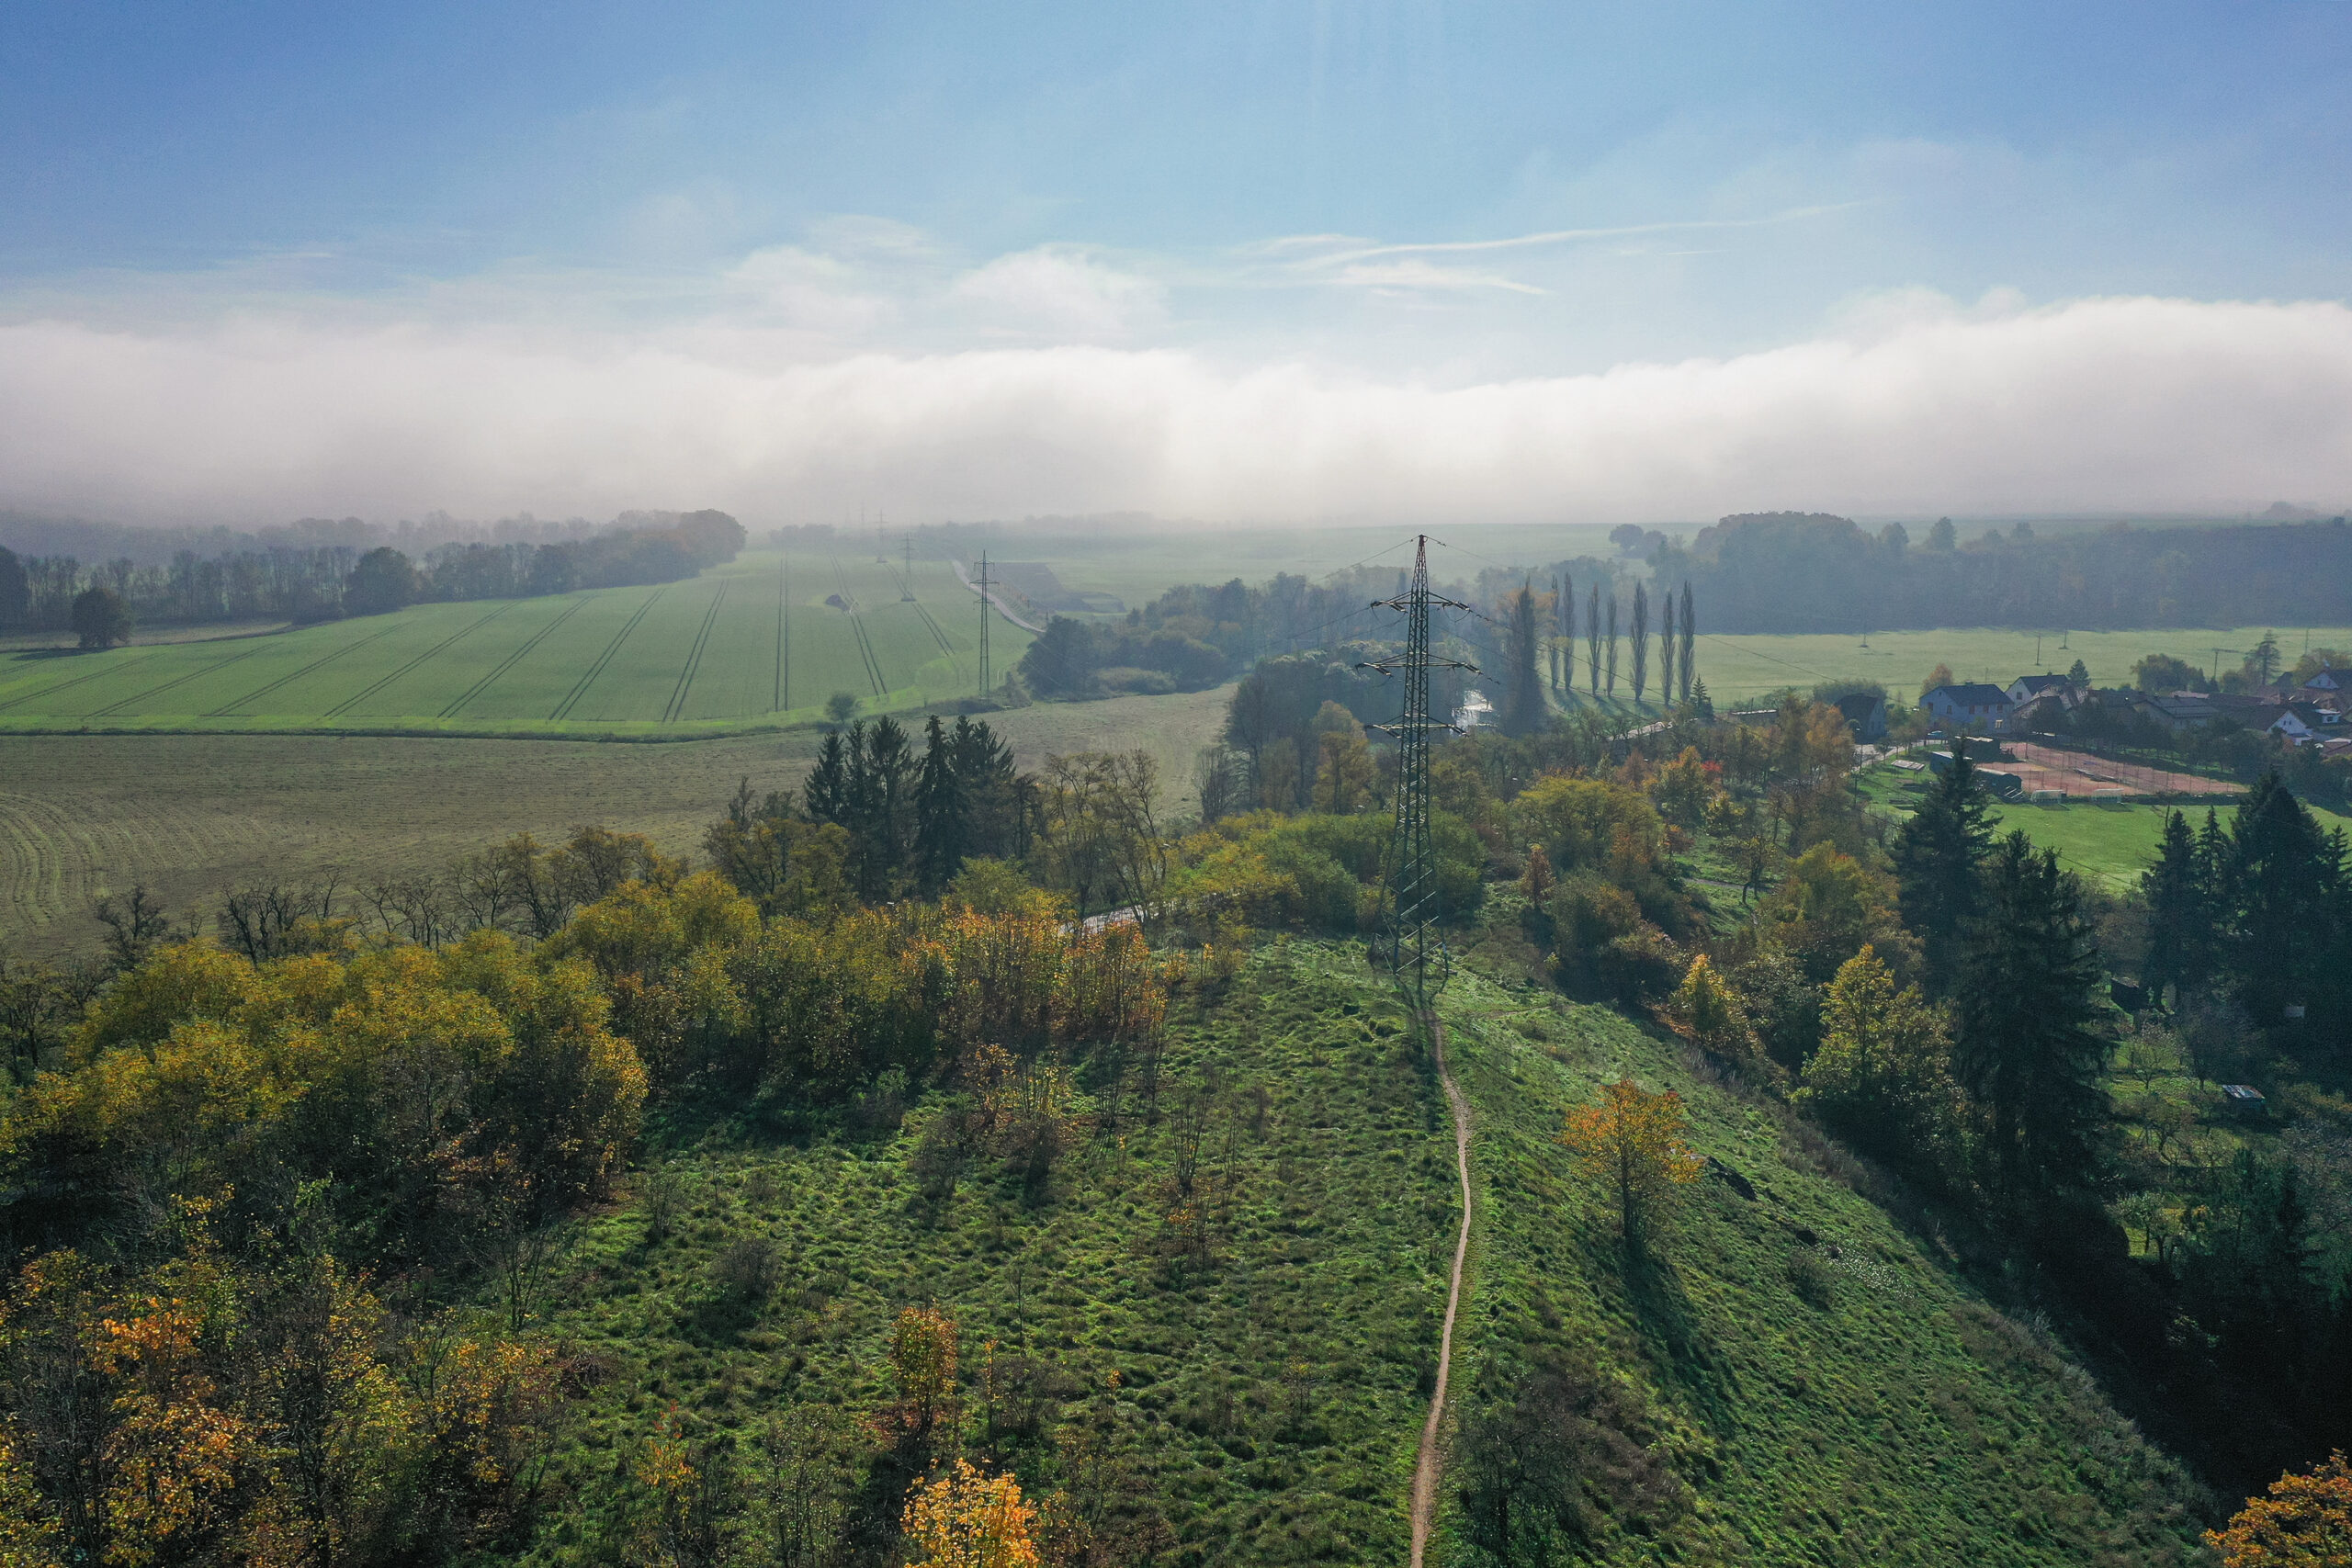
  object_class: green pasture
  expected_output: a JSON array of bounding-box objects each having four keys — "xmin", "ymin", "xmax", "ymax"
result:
[
  {"xmin": 1679, "ymin": 624, "xmax": 2352, "ymax": 706},
  {"xmin": 1858, "ymin": 763, "xmax": 2348, "ymax": 890},
  {"xmin": 0, "ymin": 550, "xmax": 1030, "ymax": 738}
]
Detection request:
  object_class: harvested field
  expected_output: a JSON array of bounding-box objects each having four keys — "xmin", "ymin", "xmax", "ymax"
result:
[{"xmin": 0, "ymin": 685, "xmax": 1229, "ymax": 957}]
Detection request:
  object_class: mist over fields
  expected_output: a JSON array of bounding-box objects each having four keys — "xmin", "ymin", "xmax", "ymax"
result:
[{"xmin": 4, "ymin": 291, "xmax": 2350, "ymax": 527}]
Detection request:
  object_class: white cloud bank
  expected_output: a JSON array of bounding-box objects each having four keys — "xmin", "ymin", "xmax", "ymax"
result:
[{"xmin": 1, "ymin": 292, "xmax": 2348, "ymax": 525}]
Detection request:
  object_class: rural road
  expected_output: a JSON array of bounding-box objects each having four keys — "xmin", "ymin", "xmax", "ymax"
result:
[
  {"xmin": 1409, "ymin": 1011, "xmax": 1473, "ymax": 1568},
  {"xmin": 951, "ymin": 558, "xmax": 1046, "ymax": 634}
]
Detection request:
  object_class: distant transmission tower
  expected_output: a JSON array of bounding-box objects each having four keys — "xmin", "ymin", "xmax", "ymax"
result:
[
  {"xmin": 977, "ymin": 550, "xmax": 992, "ymax": 697},
  {"xmin": 901, "ymin": 537, "xmax": 917, "ymax": 602},
  {"xmin": 1363, "ymin": 536, "xmax": 1475, "ymax": 1010}
]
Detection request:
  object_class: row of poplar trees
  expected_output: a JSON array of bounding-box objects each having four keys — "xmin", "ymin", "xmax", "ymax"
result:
[{"xmin": 1496, "ymin": 578, "xmax": 1700, "ymax": 735}]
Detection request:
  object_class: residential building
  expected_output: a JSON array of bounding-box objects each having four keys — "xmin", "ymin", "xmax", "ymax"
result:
[
  {"xmin": 1920, "ymin": 683, "xmax": 2013, "ymax": 732},
  {"xmin": 1830, "ymin": 690, "xmax": 1888, "ymax": 741},
  {"xmin": 2005, "ymin": 672, "xmax": 2077, "ymax": 708}
]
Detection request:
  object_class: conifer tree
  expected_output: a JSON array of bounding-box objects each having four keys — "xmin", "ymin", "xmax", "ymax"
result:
[
  {"xmin": 2223, "ymin": 772, "xmax": 2333, "ymax": 1028},
  {"xmin": 2141, "ymin": 810, "xmax": 2209, "ymax": 1008},
  {"xmin": 949, "ymin": 716, "xmax": 1022, "ymax": 858},
  {"xmin": 1892, "ymin": 735, "xmax": 1995, "ymax": 991},
  {"xmin": 914, "ymin": 716, "xmax": 971, "ymax": 893},
  {"xmin": 802, "ymin": 731, "xmax": 850, "ymax": 824},
  {"xmin": 1953, "ymin": 832, "xmax": 2109, "ymax": 1200},
  {"xmin": 1501, "ymin": 584, "xmax": 1544, "ymax": 736},
  {"xmin": 1679, "ymin": 581, "xmax": 1696, "ymax": 704}
]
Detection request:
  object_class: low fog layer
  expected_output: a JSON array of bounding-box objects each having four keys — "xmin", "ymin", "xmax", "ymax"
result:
[{"xmin": 3, "ymin": 292, "xmax": 2347, "ymax": 526}]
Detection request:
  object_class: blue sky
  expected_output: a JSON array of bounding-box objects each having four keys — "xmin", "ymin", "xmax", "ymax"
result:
[{"xmin": 4, "ymin": 2, "xmax": 2351, "ymax": 524}]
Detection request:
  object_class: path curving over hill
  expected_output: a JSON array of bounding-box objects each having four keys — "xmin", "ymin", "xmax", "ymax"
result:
[{"xmin": 1409, "ymin": 1011, "xmax": 1474, "ymax": 1567}]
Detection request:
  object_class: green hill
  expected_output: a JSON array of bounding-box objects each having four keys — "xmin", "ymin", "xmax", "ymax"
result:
[
  {"xmin": 1432, "ymin": 959, "xmax": 2211, "ymax": 1565},
  {"xmin": 514, "ymin": 939, "xmax": 2212, "ymax": 1565}
]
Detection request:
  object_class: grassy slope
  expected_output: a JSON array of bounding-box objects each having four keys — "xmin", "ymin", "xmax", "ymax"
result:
[
  {"xmin": 0, "ymin": 686, "xmax": 1231, "ymax": 956},
  {"xmin": 1428, "ymin": 942, "xmax": 2212, "ymax": 1566},
  {"xmin": 520, "ymin": 943, "xmax": 1454, "ymax": 1565},
  {"xmin": 507, "ymin": 937, "xmax": 2211, "ymax": 1565}
]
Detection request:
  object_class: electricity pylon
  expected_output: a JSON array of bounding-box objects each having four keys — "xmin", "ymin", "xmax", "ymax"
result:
[
  {"xmin": 901, "ymin": 537, "xmax": 917, "ymax": 602},
  {"xmin": 1363, "ymin": 536, "xmax": 1476, "ymax": 1010},
  {"xmin": 977, "ymin": 550, "xmax": 992, "ymax": 697}
]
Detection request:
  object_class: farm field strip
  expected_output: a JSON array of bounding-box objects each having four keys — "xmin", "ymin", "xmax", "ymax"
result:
[
  {"xmin": 436, "ymin": 595, "xmax": 594, "ymax": 717},
  {"xmin": 86, "ymin": 646, "xmax": 272, "ymax": 717},
  {"xmin": 319, "ymin": 601, "xmax": 523, "ymax": 717},
  {"xmin": 675, "ymin": 578, "xmax": 772, "ymax": 724},
  {"xmin": 661, "ymin": 579, "xmax": 729, "ymax": 723},
  {"xmin": 573, "ymin": 580, "xmax": 727, "ymax": 724},
  {"xmin": 203, "ymin": 621, "xmax": 413, "ymax": 716},
  {"xmin": 0, "ymin": 555, "xmax": 1016, "ymax": 736},
  {"xmin": 549, "ymin": 586, "xmax": 668, "ymax": 720},
  {"xmin": 829, "ymin": 552, "xmax": 888, "ymax": 696},
  {"xmin": 0, "ymin": 649, "xmax": 167, "ymax": 712},
  {"xmin": 910, "ymin": 593, "xmax": 957, "ymax": 660}
]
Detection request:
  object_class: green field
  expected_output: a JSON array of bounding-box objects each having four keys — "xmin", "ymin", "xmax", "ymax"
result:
[
  {"xmin": 0, "ymin": 550, "xmax": 1029, "ymax": 737},
  {"xmin": 1680, "ymin": 624, "xmax": 2352, "ymax": 706},
  {"xmin": 1858, "ymin": 763, "xmax": 2348, "ymax": 891},
  {"xmin": 0, "ymin": 687, "xmax": 1231, "ymax": 958}
]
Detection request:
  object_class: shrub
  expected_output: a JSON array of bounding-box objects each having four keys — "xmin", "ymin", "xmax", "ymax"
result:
[{"xmin": 711, "ymin": 1235, "xmax": 782, "ymax": 1303}]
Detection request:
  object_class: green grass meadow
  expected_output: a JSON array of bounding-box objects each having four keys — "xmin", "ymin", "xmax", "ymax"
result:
[
  {"xmin": 0, "ymin": 550, "xmax": 1028, "ymax": 737},
  {"xmin": 1859, "ymin": 763, "xmax": 2350, "ymax": 890},
  {"xmin": 1680, "ymin": 625, "xmax": 2352, "ymax": 706},
  {"xmin": 1430, "ymin": 941, "xmax": 2211, "ymax": 1564},
  {"xmin": 504, "ymin": 938, "xmax": 2211, "ymax": 1565}
]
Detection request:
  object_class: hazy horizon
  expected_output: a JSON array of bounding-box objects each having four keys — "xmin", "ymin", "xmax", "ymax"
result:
[{"xmin": 6, "ymin": 3, "xmax": 2350, "ymax": 526}]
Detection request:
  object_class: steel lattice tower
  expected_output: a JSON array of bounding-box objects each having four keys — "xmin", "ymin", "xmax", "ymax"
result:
[
  {"xmin": 1364, "ymin": 536, "xmax": 1476, "ymax": 1009},
  {"xmin": 977, "ymin": 550, "xmax": 992, "ymax": 697}
]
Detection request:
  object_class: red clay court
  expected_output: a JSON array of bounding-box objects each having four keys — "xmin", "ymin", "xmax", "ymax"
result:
[{"xmin": 1999, "ymin": 742, "xmax": 2245, "ymax": 799}]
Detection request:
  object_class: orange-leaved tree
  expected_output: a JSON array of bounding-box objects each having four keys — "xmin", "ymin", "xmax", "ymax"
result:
[
  {"xmin": 2205, "ymin": 1450, "xmax": 2352, "ymax": 1566},
  {"xmin": 902, "ymin": 1458, "xmax": 1039, "ymax": 1568},
  {"xmin": 1561, "ymin": 1078, "xmax": 1704, "ymax": 1243}
]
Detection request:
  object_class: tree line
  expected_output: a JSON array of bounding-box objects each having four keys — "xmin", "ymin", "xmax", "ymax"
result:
[
  {"xmin": 1653, "ymin": 511, "xmax": 2352, "ymax": 634},
  {"xmin": 1, "ymin": 510, "xmax": 744, "ymax": 643}
]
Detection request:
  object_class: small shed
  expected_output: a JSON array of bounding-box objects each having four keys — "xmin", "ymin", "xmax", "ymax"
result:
[{"xmin": 2219, "ymin": 1084, "xmax": 2267, "ymax": 1117}]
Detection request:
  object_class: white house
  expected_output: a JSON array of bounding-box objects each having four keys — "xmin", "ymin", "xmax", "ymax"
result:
[
  {"xmin": 1920, "ymin": 683, "xmax": 2013, "ymax": 732},
  {"xmin": 2269, "ymin": 702, "xmax": 2342, "ymax": 746},
  {"xmin": 2004, "ymin": 673, "xmax": 2077, "ymax": 708}
]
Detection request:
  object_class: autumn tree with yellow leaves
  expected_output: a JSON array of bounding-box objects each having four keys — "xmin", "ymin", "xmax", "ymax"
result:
[
  {"xmin": 1561, "ymin": 1078, "xmax": 1704, "ymax": 1243},
  {"xmin": 1663, "ymin": 954, "xmax": 1753, "ymax": 1060},
  {"xmin": 2205, "ymin": 1450, "xmax": 2352, "ymax": 1567},
  {"xmin": 903, "ymin": 1459, "xmax": 1041, "ymax": 1568},
  {"xmin": 879, "ymin": 1305, "xmax": 962, "ymax": 1461}
]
